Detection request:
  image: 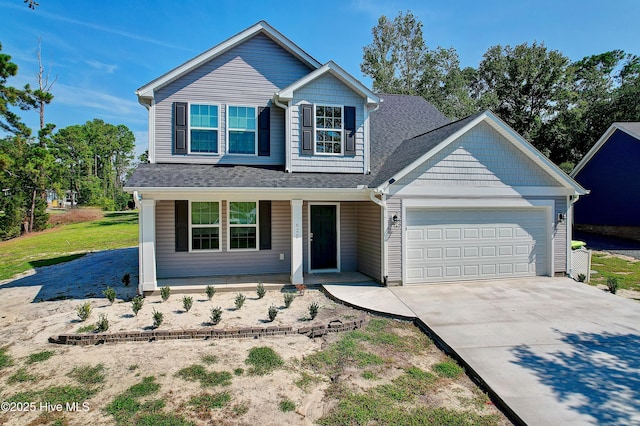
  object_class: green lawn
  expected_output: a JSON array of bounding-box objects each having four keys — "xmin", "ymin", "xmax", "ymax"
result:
[
  {"xmin": 590, "ymin": 252, "xmax": 640, "ymax": 291},
  {"xmin": 0, "ymin": 211, "xmax": 138, "ymax": 281}
]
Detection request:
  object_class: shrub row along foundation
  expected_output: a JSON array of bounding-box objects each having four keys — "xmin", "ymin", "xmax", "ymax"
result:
[{"xmin": 49, "ymin": 317, "xmax": 367, "ymax": 346}]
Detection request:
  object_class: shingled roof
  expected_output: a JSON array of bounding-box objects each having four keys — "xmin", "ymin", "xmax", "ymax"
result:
[{"xmin": 125, "ymin": 94, "xmax": 450, "ymax": 190}]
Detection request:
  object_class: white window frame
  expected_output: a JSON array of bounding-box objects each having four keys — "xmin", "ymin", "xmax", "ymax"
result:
[
  {"xmin": 227, "ymin": 200, "xmax": 259, "ymax": 251},
  {"xmin": 189, "ymin": 201, "xmax": 221, "ymax": 252},
  {"xmin": 226, "ymin": 105, "xmax": 258, "ymax": 156},
  {"xmin": 314, "ymin": 104, "xmax": 343, "ymax": 156},
  {"xmin": 188, "ymin": 103, "xmax": 220, "ymax": 155}
]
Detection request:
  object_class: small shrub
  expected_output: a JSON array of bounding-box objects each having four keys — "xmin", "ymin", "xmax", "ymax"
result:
[
  {"xmin": 122, "ymin": 273, "xmax": 131, "ymax": 287},
  {"xmin": 268, "ymin": 305, "xmax": 278, "ymax": 322},
  {"xmin": 160, "ymin": 286, "xmax": 171, "ymax": 302},
  {"xmin": 308, "ymin": 302, "xmax": 319, "ymax": 320},
  {"xmin": 76, "ymin": 302, "xmax": 92, "ymax": 321},
  {"xmin": 577, "ymin": 273, "xmax": 586, "ymax": 283},
  {"xmin": 234, "ymin": 293, "xmax": 246, "ymax": 310},
  {"xmin": 283, "ymin": 292, "xmax": 295, "ymax": 308},
  {"xmin": 295, "ymin": 284, "xmax": 306, "ymax": 295},
  {"xmin": 205, "ymin": 285, "xmax": 216, "ymax": 300},
  {"xmin": 245, "ymin": 346, "xmax": 284, "ymax": 375},
  {"xmin": 182, "ymin": 295, "xmax": 193, "ymax": 312},
  {"xmin": 96, "ymin": 314, "xmax": 109, "ymax": 332},
  {"xmin": 131, "ymin": 295, "xmax": 144, "ymax": 316},
  {"xmin": 279, "ymin": 398, "xmax": 296, "ymax": 412},
  {"xmin": 152, "ymin": 309, "xmax": 163, "ymax": 328},
  {"xmin": 27, "ymin": 350, "xmax": 54, "ymax": 364},
  {"xmin": 607, "ymin": 276, "xmax": 619, "ymax": 294},
  {"xmin": 210, "ymin": 307, "xmax": 222, "ymax": 325},
  {"xmin": 103, "ymin": 286, "xmax": 116, "ymax": 304},
  {"xmin": 256, "ymin": 282, "xmax": 266, "ymax": 299}
]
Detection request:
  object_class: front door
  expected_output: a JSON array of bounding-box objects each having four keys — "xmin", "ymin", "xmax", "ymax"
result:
[{"xmin": 310, "ymin": 204, "xmax": 338, "ymax": 270}]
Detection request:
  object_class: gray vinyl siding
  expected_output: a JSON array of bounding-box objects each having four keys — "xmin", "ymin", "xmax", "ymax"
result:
[
  {"xmin": 553, "ymin": 196, "xmax": 567, "ymax": 273},
  {"xmin": 291, "ymin": 74, "xmax": 365, "ymax": 173},
  {"xmin": 155, "ymin": 200, "xmax": 291, "ymax": 278},
  {"xmin": 302, "ymin": 201, "xmax": 358, "ymax": 273},
  {"xmin": 153, "ymin": 33, "xmax": 312, "ymax": 165},
  {"xmin": 386, "ymin": 197, "xmax": 403, "ymax": 284},
  {"xmin": 356, "ymin": 201, "xmax": 382, "ymax": 281},
  {"xmin": 395, "ymin": 122, "xmax": 559, "ymax": 188}
]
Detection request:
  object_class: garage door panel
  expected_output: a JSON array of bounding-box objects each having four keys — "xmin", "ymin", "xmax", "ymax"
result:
[{"xmin": 406, "ymin": 208, "xmax": 548, "ymax": 284}]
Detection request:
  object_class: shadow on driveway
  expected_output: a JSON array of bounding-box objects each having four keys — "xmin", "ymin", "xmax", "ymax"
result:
[
  {"xmin": 0, "ymin": 247, "xmax": 139, "ymax": 302},
  {"xmin": 511, "ymin": 330, "xmax": 640, "ymax": 425}
]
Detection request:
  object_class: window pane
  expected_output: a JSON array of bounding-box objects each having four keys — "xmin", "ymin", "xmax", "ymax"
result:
[
  {"xmin": 190, "ymin": 104, "xmax": 218, "ymax": 129},
  {"xmin": 228, "ymin": 106, "xmax": 256, "ymax": 130},
  {"xmin": 229, "ymin": 131, "xmax": 255, "ymax": 154},
  {"xmin": 192, "ymin": 227, "xmax": 219, "ymax": 250},
  {"xmin": 191, "ymin": 130, "xmax": 218, "ymax": 153},
  {"xmin": 230, "ymin": 227, "xmax": 256, "ymax": 249},
  {"xmin": 191, "ymin": 202, "xmax": 219, "ymax": 225},
  {"xmin": 229, "ymin": 202, "xmax": 256, "ymax": 225}
]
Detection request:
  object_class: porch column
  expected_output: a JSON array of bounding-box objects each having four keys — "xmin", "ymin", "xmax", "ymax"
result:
[
  {"xmin": 138, "ymin": 199, "xmax": 157, "ymax": 293},
  {"xmin": 291, "ymin": 199, "xmax": 304, "ymax": 284}
]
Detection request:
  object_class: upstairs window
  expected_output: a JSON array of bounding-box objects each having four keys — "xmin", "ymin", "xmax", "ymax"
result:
[
  {"xmin": 190, "ymin": 104, "xmax": 219, "ymax": 154},
  {"xmin": 228, "ymin": 106, "xmax": 257, "ymax": 154},
  {"xmin": 190, "ymin": 201, "xmax": 220, "ymax": 251},
  {"xmin": 315, "ymin": 105, "xmax": 343, "ymax": 154},
  {"xmin": 229, "ymin": 201, "xmax": 257, "ymax": 250}
]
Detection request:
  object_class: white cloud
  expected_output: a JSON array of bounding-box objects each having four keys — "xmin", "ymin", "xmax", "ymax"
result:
[
  {"xmin": 85, "ymin": 60, "xmax": 118, "ymax": 74},
  {"xmin": 53, "ymin": 83, "xmax": 140, "ymax": 117}
]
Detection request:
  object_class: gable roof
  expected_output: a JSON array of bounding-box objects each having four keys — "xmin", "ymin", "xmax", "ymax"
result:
[
  {"xmin": 136, "ymin": 21, "xmax": 321, "ymax": 99},
  {"xmin": 276, "ymin": 61, "xmax": 379, "ymax": 105},
  {"xmin": 571, "ymin": 122, "xmax": 640, "ymax": 177},
  {"xmin": 374, "ymin": 110, "xmax": 588, "ymax": 195}
]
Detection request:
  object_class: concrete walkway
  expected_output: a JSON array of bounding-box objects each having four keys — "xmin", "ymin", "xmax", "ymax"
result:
[{"xmin": 324, "ymin": 277, "xmax": 640, "ymax": 426}]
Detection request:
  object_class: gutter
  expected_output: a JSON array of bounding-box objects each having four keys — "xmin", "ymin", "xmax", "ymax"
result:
[{"xmin": 273, "ymin": 94, "xmax": 292, "ymax": 173}]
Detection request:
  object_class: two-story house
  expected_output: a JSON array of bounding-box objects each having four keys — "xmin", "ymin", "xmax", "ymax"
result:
[{"xmin": 125, "ymin": 21, "xmax": 587, "ymax": 294}]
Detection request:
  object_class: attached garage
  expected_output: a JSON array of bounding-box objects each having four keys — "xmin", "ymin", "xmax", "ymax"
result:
[{"xmin": 404, "ymin": 208, "xmax": 551, "ymax": 284}]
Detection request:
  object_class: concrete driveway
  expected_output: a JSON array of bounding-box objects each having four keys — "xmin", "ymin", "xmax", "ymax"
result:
[{"xmin": 325, "ymin": 277, "xmax": 640, "ymax": 425}]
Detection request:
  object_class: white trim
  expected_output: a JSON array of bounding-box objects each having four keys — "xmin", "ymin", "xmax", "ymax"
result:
[
  {"xmin": 189, "ymin": 201, "xmax": 222, "ymax": 253},
  {"xmin": 391, "ymin": 185, "xmax": 575, "ymax": 198},
  {"xmin": 314, "ymin": 103, "xmax": 343, "ymax": 156},
  {"xmin": 276, "ymin": 61, "xmax": 379, "ymax": 105},
  {"xmin": 226, "ymin": 105, "xmax": 258, "ymax": 156},
  {"xmin": 308, "ymin": 202, "xmax": 341, "ymax": 273},
  {"xmin": 138, "ymin": 199, "xmax": 157, "ymax": 292},
  {"xmin": 571, "ymin": 123, "xmax": 640, "ymax": 177},
  {"xmin": 290, "ymin": 199, "xmax": 304, "ymax": 284},
  {"xmin": 136, "ymin": 21, "xmax": 321, "ymax": 98},
  {"xmin": 227, "ymin": 200, "xmax": 259, "ymax": 252},
  {"xmin": 400, "ymin": 201, "xmax": 554, "ymax": 285},
  {"xmin": 188, "ymin": 102, "xmax": 221, "ymax": 156},
  {"xmin": 125, "ymin": 188, "xmax": 372, "ymax": 202}
]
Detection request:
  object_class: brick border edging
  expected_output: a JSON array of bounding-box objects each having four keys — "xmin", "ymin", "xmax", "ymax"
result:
[{"xmin": 48, "ymin": 317, "xmax": 367, "ymax": 346}]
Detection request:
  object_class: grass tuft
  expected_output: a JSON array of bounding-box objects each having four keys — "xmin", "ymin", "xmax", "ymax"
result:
[
  {"xmin": 245, "ymin": 346, "xmax": 284, "ymax": 376},
  {"xmin": 69, "ymin": 364, "xmax": 106, "ymax": 385},
  {"xmin": 279, "ymin": 398, "xmax": 296, "ymax": 412},
  {"xmin": 189, "ymin": 392, "xmax": 232, "ymax": 410},
  {"xmin": 27, "ymin": 350, "xmax": 54, "ymax": 364},
  {"xmin": 176, "ymin": 364, "xmax": 232, "ymax": 387}
]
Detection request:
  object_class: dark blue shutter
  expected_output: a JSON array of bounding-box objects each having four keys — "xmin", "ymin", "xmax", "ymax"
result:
[
  {"xmin": 259, "ymin": 200, "xmax": 271, "ymax": 250},
  {"xmin": 175, "ymin": 200, "xmax": 188, "ymax": 252},
  {"xmin": 258, "ymin": 107, "xmax": 270, "ymax": 156},
  {"xmin": 301, "ymin": 104, "xmax": 313, "ymax": 155},
  {"xmin": 174, "ymin": 102, "xmax": 188, "ymax": 155},
  {"xmin": 344, "ymin": 106, "xmax": 356, "ymax": 156}
]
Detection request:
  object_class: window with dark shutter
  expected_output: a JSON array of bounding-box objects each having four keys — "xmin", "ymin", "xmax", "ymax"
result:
[
  {"xmin": 175, "ymin": 200, "xmax": 188, "ymax": 252},
  {"xmin": 259, "ymin": 200, "xmax": 272, "ymax": 250},
  {"xmin": 344, "ymin": 106, "xmax": 356, "ymax": 156},
  {"xmin": 301, "ymin": 104, "xmax": 313, "ymax": 155},
  {"xmin": 258, "ymin": 107, "xmax": 270, "ymax": 156},
  {"xmin": 173, "ymin": 102, "xmax": 188, "ymax": 155}
]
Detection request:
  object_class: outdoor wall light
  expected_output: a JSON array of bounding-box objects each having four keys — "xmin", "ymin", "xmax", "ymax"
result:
[
  {"xmin": 392, "ymin": 214, "xmax": 399, "ymax": 225},
  {"xmin": 557, "ymin": 213, "xmax": 565, "ymax": 223}
]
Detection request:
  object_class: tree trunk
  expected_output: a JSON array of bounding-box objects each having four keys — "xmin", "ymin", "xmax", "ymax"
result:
[{"xmin": 29, "ymin": 188, "xmax": 36, "ymax": 233}]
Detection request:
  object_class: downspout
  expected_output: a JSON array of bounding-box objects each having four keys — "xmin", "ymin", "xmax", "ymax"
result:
[
  {"xmin": 132, "ymin": 191, "xmax": 141, "ymax": 209},
  {"xmin": 273, "ymin": 94, "xmax": 291, "ymax": 173},
  {"xmin": 369, "ymin": 189, "xmax": 388, "ymax": 285}
]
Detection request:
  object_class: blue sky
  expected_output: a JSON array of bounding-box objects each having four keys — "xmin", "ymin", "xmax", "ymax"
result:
[{"xmin": 1, "ymin": 0, "xmax": 639, "ymax": 157}]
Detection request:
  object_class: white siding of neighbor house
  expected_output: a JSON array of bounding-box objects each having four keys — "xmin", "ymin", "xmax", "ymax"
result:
[
  {"xmin": 396, "ymin": 122, "xmax": 559, "ymax": 188},
  {"xmin": 356, "ymin": 201, "xmax": 382, "ymax": 282},
  {"xmin": 291, "ymin": 74, "xmax": 365, "ymax": 173},
  {"xmin": 153, "ymin": 33, "xmax": 312, "ymax": 165},
  {"xmin": 155, "ymin": 200, "xmax": 291, "ymax": 278}
]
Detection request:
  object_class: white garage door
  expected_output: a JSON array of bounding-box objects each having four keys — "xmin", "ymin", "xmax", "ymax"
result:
[{"xmin": 405, "ymin": 208, "xmax": 548, "ymax": 284}]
